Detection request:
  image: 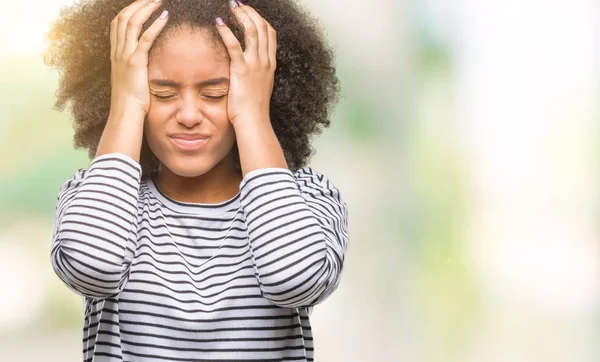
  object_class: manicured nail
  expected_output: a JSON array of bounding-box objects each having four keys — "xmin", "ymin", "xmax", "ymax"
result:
[
  {"xmin": 216, "ymin": 17, "xmax": 225, "ymax": 26},
  {"xmin": 237, "ymin": 1, "xmax": 244, "ymax": 6},
  {"xmin": 159, "ymin": 10, "xmax": 169, "ymax": 19},
  {"xmin": 229, "ymin": 0, "xmax": 239, "ymax": 8},
  {"xmin": 150, "ymin": 0, "xmax": 161, "ymax": 3}
]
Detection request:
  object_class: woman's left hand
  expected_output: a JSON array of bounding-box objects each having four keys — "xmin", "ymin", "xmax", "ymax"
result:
[{"xmin": 216, "ymin": 1, "xmax": 277, "ymax": 126}]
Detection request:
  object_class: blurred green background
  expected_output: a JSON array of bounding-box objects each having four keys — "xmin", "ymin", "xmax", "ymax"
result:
[{"xmin": 1, "ymin": 0, "xmax": 599, "ymax": 361}]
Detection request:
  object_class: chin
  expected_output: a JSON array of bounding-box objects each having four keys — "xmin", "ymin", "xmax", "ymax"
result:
[{"xmin": 161, "ymin": 154, "xmax": 219, "ymax": 178}]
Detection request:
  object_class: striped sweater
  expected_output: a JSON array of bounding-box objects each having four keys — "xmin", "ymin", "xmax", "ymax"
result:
[{"xmin": 51, "ymin": 152, "xmax": 348, "ymax": 361}]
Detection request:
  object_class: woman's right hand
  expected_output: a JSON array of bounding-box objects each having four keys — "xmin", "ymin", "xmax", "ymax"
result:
[{"xmin": 109, "ymin": 0, "xmax": 169, "ymax": 117}]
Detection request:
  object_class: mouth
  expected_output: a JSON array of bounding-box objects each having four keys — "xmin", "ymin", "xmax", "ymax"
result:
[{"xmin": 169, "ymin": 136, "xmax": 210, "ymax": 151}]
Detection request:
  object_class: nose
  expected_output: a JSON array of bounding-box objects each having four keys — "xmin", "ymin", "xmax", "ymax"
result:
[{"xmin": 176, "ymin": 94, "xmax": 203, "ymax": 128}]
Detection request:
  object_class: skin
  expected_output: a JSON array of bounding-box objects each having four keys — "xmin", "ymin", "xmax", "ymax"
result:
[
  {"xmin": 96, "ymin": 0, "xmax": 287, "ymax": 204},
  {"xmin": 146, "ymin": 28, "xmax": 242, "ymax": 204}
]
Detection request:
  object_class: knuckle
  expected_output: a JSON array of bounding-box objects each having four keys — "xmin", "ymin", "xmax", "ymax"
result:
[
  {"xmin": 126, "ymin": 56, "xmax": 139, "ymax": 66},
  {"xmin": 259, "ymin": 22, "xmax": 268, "ymax": 32},
  {"xmin": 249, "ymin": 60, "xmax": 261, "ymax": 70},
  {"xmin": 229, "ymin": 43, "xmax": 243, "ymax": 54},
  {"xmin": 139, "ymin": 33, "xmax": 152, "ymax": 44},
  {"xmin": 127, "ymin": 59, "xmax": 143, "ymax": 68},
  {"xmin": 126, "ymin": 19, "xmax": 140, "ymax": 30},
  {"xmin": 247, "ymin": 25, "xmax": 258, "ymax": 36},
  {"xmin": 242, "ymin": 20, "xmax": 256, "ymax": 32},
  {"xmin": 222, "ymin": 37, "xmax": 235, "ymax": 48},
  {"xmin": 130, "ymin": 11, "xmax": 146, "ymax": 26}
]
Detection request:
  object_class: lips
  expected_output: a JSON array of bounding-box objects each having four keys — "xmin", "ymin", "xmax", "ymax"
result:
[{"xmin": 169, "ymin": 134, "xmax": 210, "ymax": 151}]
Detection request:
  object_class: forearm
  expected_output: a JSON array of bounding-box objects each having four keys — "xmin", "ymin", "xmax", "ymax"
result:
[
  {"xmin": 233, "ymin": 115, "xmax": 288, "ymax": 177},
  {"xmin": 239, "ymin": 168, "xmax": 346, "ymax": 308},
  {"xmin": 95, "ymin": 102, "xmax": 146, "ymax": 163},
  {"xmin": 51, "ymin": 154, "xmax": 142, "ymax": 298}
]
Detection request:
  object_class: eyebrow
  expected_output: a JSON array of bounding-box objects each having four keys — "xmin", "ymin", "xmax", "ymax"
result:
[{"xmin": 149, "ymin": 77, "xmax": 229, "ymax": 88}]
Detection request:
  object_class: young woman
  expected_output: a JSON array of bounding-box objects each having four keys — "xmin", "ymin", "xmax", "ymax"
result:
[{"xmin": 46, "ymin": 0, "xmax": 348, "ymax": 360}]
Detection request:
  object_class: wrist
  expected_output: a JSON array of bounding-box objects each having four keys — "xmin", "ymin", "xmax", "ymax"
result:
[
  {"xmin": 233, "ymin": 115, "xmax": 288, "ymax": 176},
  {"xmin": 231, "ymin": 112, "xmax": 271, "ymax": 129},
  {"xmin": 109, "ymin": 98, "xmax": 147, "ymax": 123}
]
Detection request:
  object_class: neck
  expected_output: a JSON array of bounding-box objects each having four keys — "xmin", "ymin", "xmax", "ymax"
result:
[{"xmin": 155, "ymin": 153, "xmax": 243, "ymax": 204}]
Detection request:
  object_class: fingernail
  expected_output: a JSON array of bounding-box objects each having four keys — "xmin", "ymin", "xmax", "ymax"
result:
[
  {"xmin": 216, "ymin": 17, "xmax": 225, "ymax": 26},
  {"xmin": 229, "ymin": 0, "xmax": 238, "ymax": 8},
  {"xmin": 237, "ymin": 1, "xmax": 244, "ymax": 6},
  {"xmin": 159, "ymin": 10, "xmax": 169, "ymax": 19}
]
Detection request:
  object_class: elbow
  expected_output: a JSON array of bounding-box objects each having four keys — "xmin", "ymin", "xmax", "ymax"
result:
[
  {"xmin": 51, "ymin": 245, "xmax": 125, "ymax": 299},
  {"xmin": 258, "ymin": 255, "xmax": 340, "ymax": 308}
]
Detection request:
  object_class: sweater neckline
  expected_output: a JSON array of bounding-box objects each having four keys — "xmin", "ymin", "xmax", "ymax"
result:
[{"xmin": 145, "ymin": 175, "xmax": 241, "ymax": 216}]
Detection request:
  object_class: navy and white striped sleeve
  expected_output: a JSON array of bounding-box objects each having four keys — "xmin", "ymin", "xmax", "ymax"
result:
[
  {"xmin": 51, "ymin": 153, "xmax": 142, "ymax": 299},
  {"xmin": 239, "ymin": 166, "xmax": 349, "ymax": 308}
]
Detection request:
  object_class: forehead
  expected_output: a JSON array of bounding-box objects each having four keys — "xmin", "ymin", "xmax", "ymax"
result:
[{"xmin": 148, "ymin": 28, "xmax": 229, "ymax": 83}]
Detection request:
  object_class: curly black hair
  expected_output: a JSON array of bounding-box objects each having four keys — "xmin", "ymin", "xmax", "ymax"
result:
[{"xmin": 44, "ymin": 0, "xmax": 339, "ymax": 178}]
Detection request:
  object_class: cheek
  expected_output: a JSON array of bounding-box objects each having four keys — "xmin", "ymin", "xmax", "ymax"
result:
[
  {"xmin": 204, "ymin": 101, "xmax": 229, "ymax": 123},
  {"xmin": 143, "ymin": 107, "xmax": 170, "ymax": 151},
  {"xmin": 204, "ymin": 102, "xmax": 233, "ymax": 139},
  {"xmin": 147, "ymin": 101, "xmax": 173, "ymax": 121},
  {"xmin": 145, "ymin": 102, "xmax": 174, "ymax": 140}
]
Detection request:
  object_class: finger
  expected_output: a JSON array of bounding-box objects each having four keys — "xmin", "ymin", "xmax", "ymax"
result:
[
  {"xmin": 132, "ymin": 9, "xmax": 169, "ymax": 62},
  {"xmin": 229, "ymin": 2, "xmax": 258, "ymax": 59},
  {"xmin": 215, "ymin": 17, "xmax": 245, "ymax": 65},
  {"xmin": 267, "ymin": 23, "xmax": 277, "ymax": 68},
  {"xmin": 239, "ymin": 5, "xmax": 270, "ymax": 64},
  {"xmin": 110, "ymin": 16, "xmax": 118, "ymax": 61},
  {"xmin": 124, "ymin": 0, "xmax": 165, "ymax": 56},
  {"xmin": 115, "ymin": 0, "xmax": 154, "ymax": 59}
]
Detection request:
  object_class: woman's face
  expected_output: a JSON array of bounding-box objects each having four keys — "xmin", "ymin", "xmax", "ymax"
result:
[{"xmin": 145, "ymin": 27, "xmax": 235, "ymax": 178}]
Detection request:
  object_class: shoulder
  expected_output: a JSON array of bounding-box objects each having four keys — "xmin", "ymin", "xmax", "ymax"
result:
[
  {"xmin": 294, "ymin": 167, "xmax": 348, "ymax": 227},
  {"xmin": 294, "ymin": 166, "xmax": 337, "ymax": 187},
  {"xmin": 294, "ymin": 167, "xmax": 345, "ymax": 203}
]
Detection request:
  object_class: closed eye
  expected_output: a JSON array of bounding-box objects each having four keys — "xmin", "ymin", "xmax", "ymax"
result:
[
  {"xmin": 152, "ymin": 93, "xmax": 176, "ymax": 100},
  {"xmin": 204, "ymin": 94, "xmax": 227, "ymax": 100},
  {"xmin": 151, "ymin": 93, "xmax": 227, "ymax": 101}
]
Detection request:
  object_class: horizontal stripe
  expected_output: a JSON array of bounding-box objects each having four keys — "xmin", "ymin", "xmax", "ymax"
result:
[{"xmin": 50, "ymin": 153, "xmax": 346, "ymax": 361}]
